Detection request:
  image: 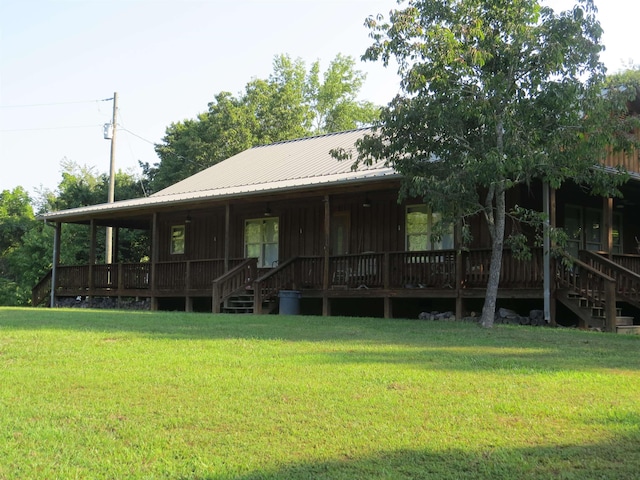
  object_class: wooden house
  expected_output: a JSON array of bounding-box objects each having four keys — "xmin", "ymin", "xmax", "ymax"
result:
[{"xmin": 33, "ymin": 128, "xmax": 640, "ymax": 332}]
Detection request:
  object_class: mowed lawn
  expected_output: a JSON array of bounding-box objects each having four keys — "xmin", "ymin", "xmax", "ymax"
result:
[{"xmin": 0, "ymin": 307, "xmax": 639, "ymax": 479}]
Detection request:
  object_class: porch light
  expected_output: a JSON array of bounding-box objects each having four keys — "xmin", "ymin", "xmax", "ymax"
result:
[
  {"xmin": 264, "ymin": 204, "xmax": 272, "ymax": 216},
  {"xmin": 185, "ymin": 213, "xmax": 192, "ymax": 224},
  {"xmin": 363, "ymin": 197, "xmax": 372, "ymax": 208}
]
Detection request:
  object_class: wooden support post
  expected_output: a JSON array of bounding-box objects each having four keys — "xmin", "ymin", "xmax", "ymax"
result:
[
  {"xmin": 212, "ymin": 281, "xmax": 221, "ymax": 313},
  {"xmin": 543, "ymin": 181, "xmax": 551, "ymax": 324},
  {"xmin": 455, "ymin": 220, "xmax": 464, "ymax": 320},
  {"xmin": 382, "ymin": 252, "xmax": 392, "ymax": 318},
  {"xmin": 185, "ymin": 261, "xmax": 192, "ymax": 312},
  {"xmin": 50, "ymin": 222, "xmax": 61, "ymax": 308},
  {"xmin": 88, "ymin": 219, "xmax": 96, "ymax": 307},
  {"xmin": 383, "ymin": 297, "xmax": 392, "ymax": 319},
  {"xmin": 150, "ymin": 213, "xmax": 159, "ymax": 311},
  {"xmin": 322, "ymin": 195, "xmax": 331, "ymax": 316},
  {"xmin": 117, "ymin": 262, "xmax": 124, "ymax": 308},
  {"xmin": 549, "ymin": 187, "xmax": 557, "ymax": 327},
  {"xmin": 224, "ymin": 203, "xmax": 231, "ymax": 273},
  {"xmin": 603, "ymin": 196, "xmax": 613, "ymax": 259},
  {"xmin": 323, "ymin": 195, "xmax": 330, "ymax": 291},
  {"xmin": 322, "ymin": 296, "xmax": 331, "ymax": 317},
  {"xmin": 253, "ymin": 281, "xmax": 263, "ymax": 315},
  {"xmin": 605, "ymin": 278, "xmax": 617, "ymax": 333}
]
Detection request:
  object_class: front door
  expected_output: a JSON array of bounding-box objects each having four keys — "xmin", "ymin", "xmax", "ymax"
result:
[
  {"xmin": 245, "ymin": 217, "xmax": 279, "ymax": 267},
  {"xmin": 330, "ymin": 211, "xmax": 350, "ymax": 255}
]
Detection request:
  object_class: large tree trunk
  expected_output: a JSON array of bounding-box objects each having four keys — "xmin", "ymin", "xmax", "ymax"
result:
[{"xmin": 480, "ymin": 188, "xmax": 506, "ymax": 328}]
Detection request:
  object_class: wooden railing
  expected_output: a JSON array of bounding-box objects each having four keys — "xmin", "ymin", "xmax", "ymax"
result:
[
  {"xmin": 253, "ymin": 257, "xmax": 325, "ymax": 313},
  {"xmin": 556, "ymin": 252, "xmax": 616, "ymax": 332},
  {"xmin": 329, "ymin": 252, "xmax": 385, "ymax": 288},
  {"xmin": 582, "ymin": 251, "xmax": 640, "ymax": 309},
  {"xmin": 53, "ymin": 265, "xmax": 90, "ymax": 295},
  {"xmin": 612, "ymin": 253, "xmax": 640, "ymax": 274},
  {"xmin": 35, "ymin": 248, "xmax": 548, "ymax": 305},
  {"xmin": 388, "ymin": 250, "xmax": 455, "ymax": 288},
  {"xmin": 212, "ymin": 258, "xmax": 257, "ymax": 313},
  {"xmin": 464, "ymin": 248, "xmax": 543, "ymax": 288},
  {"xmin": 31, "ymin": 270, "xmax": 52, "ymax": 307}
]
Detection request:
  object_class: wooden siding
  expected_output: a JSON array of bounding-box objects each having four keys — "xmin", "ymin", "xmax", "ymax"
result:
[{"xmin": 603, "ymin": 130, "xmax": 640, "ymax": 173}]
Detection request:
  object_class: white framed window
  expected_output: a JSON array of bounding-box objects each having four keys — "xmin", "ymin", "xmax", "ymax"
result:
[
  {"xmin": 406, "ymin": 205, "xmax": 453, "ymax": 251},
  {"xmin": 170, "ymin": 225, "xmax": 185, "ymax": 255},
  {"xmin": 245, "ymin": 217, "xmax": 279, "ymax": 267}
]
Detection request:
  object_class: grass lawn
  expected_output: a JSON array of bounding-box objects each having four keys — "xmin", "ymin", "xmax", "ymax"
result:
[{"xmin": 0, "ymin": 307, "xmax": 639, "ymax": 479}]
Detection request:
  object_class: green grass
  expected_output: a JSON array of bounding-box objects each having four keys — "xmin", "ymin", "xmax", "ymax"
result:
[{"xmin": 0, "ymin": 307, "xmax": 639, "ymax": 479}]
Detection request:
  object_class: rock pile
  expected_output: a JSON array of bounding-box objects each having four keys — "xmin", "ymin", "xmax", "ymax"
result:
[{"xmin": 418, "ymin": 307, "xmax": 549, "ymax": 326}]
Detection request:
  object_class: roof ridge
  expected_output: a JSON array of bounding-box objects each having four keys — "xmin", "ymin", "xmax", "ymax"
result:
[{"xmin": 252, "ymin": 126, "xmax": 372, "ymax": 149}]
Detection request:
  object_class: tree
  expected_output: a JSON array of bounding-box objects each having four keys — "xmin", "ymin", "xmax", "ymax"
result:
[
  {"xmin": 346, "ymin": 0, "xmax": 637, "ymax": 327},
  {"xmin": 0, "ymin": 187, "xmax": 36, "ymax": 305},
  {"xmin": 147, "ymin": 54, "xmax": 379, "ymax": 193}
]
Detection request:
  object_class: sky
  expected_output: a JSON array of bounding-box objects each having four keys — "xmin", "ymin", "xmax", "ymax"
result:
[{"xmin": 1, "ymin": 0, "xmax": 638, "ymax": 198}]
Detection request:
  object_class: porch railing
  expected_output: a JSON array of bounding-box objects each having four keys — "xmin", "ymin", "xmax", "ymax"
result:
[
  {"xmin": 31, "ymin": 270, "xmax": 52, "ymax": 307},
  {"xmin": 388, "ymin": 250, "xmax": 456, "ymax": 289},
  {"xmin": 329, "ymin": 252, "xmax": 385, "ymax": 288},
  {"xmin": 581, "ymin": 251, "xmax": 640, "ymax": 309},
  {"xmin": 36, "ymin": 248, "xmax": 549, "ymax": 305},
  {"xmin": 212, "ymin": 258, "xmax": 258, "ymax": 313},
  {"xmin": 253, "ymin": 257, "xmax": 324, "ymax": 313},
  {"xmin": 464, "ymin": 248, "xmax": 544, "ymax": 288},
  {"xmin": 556, "ymin": 252, "xmax": 617, "ymax": 332}
]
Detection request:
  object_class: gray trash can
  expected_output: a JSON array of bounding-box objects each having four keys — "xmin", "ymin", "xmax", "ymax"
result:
[{"xmin": 279, "ymin": 290, "xmax": 301, "ymax": 315}]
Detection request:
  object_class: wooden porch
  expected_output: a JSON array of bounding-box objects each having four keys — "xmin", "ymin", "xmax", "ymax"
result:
[
  {"xmin": 34, "ymin": 248, "xmax": 546, "ymax": 315},
  {"xmin": 32, "ymin": 247, "xmax": 640, "ymax": 331}
]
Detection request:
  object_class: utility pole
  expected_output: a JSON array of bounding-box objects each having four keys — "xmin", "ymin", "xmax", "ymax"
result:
[{"xmin": 105, "ymin": 92, "xmax": 118, "ymax": 264}]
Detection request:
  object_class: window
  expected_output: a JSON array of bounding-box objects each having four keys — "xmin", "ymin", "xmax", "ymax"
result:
[
  {"xmin": 245, "ymin": 217, "xmax": 279, "ymax": 267},
  {"xmin": 406, "ymin": 205, "xmax": 453, "ymax": 251},
  {"xmin": 565, "ymin": 205, "xmax": 623, "ymax": 254},
  {"xmin": 170, "ymin": 225, "xmax": 185, "ymax": 255}
]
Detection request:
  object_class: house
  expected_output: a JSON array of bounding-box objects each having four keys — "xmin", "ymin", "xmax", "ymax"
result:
[{"xmin": 33, "ymin": 128, "xmax": 640, "ymax": 332}]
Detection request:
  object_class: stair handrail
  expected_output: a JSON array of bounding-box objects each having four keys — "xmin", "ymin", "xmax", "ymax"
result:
[
  {"xmin": 31, "ymin": 269, "xmax": 53, "ymax": 307},
  {"xmin": 252, "ymin": 257, "xmax": 300, "ymax": 314},
  {"xmin": 557, "ymin": 252, "xmax": 616, "ymax": 332},
  {"xmin": 212, "ymin": 258, "xmax": 258, "ymax": 313},
  {"xmin": 580, "ymin": 251, "xmax": 640, "ymax": 309}
]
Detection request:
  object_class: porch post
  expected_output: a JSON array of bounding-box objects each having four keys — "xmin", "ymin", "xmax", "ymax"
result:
[
  {"xmin": 543, "ymin": 182, "xmax": 551, "ymax": 324},
  {"xmin": 185, "ymin": 261, "xmax": 193, "ymax": 312},
  {"xmin": 455, "ymin": 220, "xmax": 464, "ymax": 320},
  {"xmin": 88, "ymin": 219, "xmax": 97, "ymax": 306},
  {"xmin": 322, "ymin": 195, "xmax": 331, "ymax": 316},
  {"xmin": 383, "ymin": 252, "xmax": 392, "ymax": 319},
  {"xmin": 603, "ymin": 196, "xmax": 613, "ymax": 259},
  {"xmin": 50, "ymin": 222, "xmax": 61, "ymax": 308},
  {"xmin": 224, "ymin": 203, "xmax": 230, "ymax": 272},
  {"xmin": 150, "ymin": 213, "xmax": 159, "ymax": 311},
  {"xmin": 549, "ymin": 186, "xmax": 557, "ymax": 327}
]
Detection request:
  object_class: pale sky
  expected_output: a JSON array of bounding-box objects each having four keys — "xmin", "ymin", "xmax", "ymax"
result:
[{"xmin": 1, "ymin": 0, "xmax": 637, "ymax": 197}]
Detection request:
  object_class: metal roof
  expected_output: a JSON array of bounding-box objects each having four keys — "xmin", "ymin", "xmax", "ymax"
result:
[{"xmin": 43, "ymin": 128, "xmax": 398, "ymax": 222}]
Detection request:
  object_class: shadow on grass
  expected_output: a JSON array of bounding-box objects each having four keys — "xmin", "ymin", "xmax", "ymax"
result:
[
  {"xmin": 1, "ymin": 307, "xmax": 639, "ymax": 373},
  {"xmin": 201, "ymin": 430, "xmax": 640, "ymax": 480}
]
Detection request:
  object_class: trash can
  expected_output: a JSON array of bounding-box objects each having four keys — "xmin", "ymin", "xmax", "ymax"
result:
[{"xmin": 279, "ymin": 290, "xmax": 301, "ymax": 315}]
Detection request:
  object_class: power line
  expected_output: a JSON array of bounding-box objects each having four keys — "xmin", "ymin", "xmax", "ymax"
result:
[
  {"xmin": 0, "ymin": 98, "xmax": 112, "ymax": 109},
  {"xmin": 119, "ymin": 128, "xmax": 156, "ymax": 145},
  {"xmin": 0, "ymin": 124, "xmax": 102, "ymax": 133}
]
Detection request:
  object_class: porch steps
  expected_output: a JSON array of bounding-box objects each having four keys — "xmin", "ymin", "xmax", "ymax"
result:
[
  {"xmin": 223, "ymin": 293, "xmax": 254, "ymax": 314},
  {"xmin": 616, "ymin": 325, "xmax": 640, "ymax": 334},
  {"xmin": 559, "ymin": 290, "xmax": 637, "ymax": 333},
  {"xmin": 222, "ymin": 290, "xmax": 277, "ymax": 314}
]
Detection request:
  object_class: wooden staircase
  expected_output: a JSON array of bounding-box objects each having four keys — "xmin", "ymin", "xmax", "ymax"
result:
[
  {"xmin": 557, "ymin": 251, "xmax": 640, "ymax": 334},
  {"xmin": 222, "ymin": 289, "xmax": 277, "ymax": 314},
  {"xmin": 557, "ymin": 289, "xmax": 637, "ymax": 333}
]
